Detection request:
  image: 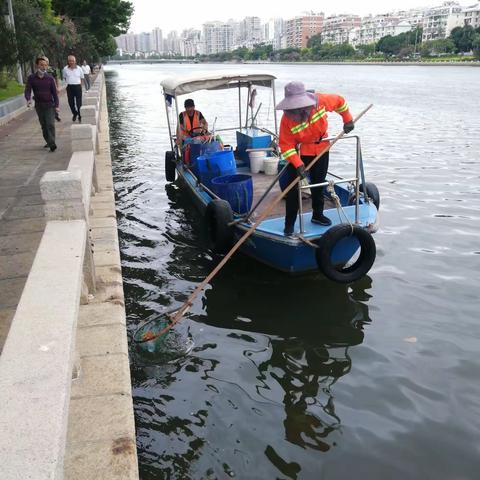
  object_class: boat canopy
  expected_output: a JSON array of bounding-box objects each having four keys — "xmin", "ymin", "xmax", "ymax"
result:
[{"xmin": 161, "ymin": 71, "xmax": 277, "ymax": 97}]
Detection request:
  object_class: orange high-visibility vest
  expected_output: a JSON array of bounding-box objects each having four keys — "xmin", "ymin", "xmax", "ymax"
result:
[
  {"xmin": 181, "ymin": 110, "xmax": 201, "ymax": 136},
  {"xmin": 279, "ymin": 93, "xmax": 353, "ymax": 168}
]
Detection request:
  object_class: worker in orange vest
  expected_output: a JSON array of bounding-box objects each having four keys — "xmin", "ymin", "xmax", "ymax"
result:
[
  {"xmin": 276, "ymin": 81, "xmax": 354, "ymax": 236},
  {"xmin": 176, "ymin": 98, "xmax": 209, "ymax": 145}
]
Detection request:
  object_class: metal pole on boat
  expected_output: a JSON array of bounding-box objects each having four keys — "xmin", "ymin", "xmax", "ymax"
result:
[
  {"xmin": 245, "ymin": 84, "xmax": 251, "ymax": 129},
  {"xmin": 139, "ymin": 105, "xmax": 374, "ymax": 342},
  {"xmin": 238, "ymin": 81, "xmax": 242, "ymax": 131},
  {"xmin": 164, "ymin": 94, "xmax": 175, "ymax": 153},
  {"xmin": 298, "ymin": 180, "xmax": 305, "ymax": 233},
  {"xmin": 272, "ymin": 79, "xmax": 278, "ymax": 136}
]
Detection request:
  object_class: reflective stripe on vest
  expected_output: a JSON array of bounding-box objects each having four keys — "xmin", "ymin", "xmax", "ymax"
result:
[
  {"xmin": 282, "ymin": 148, "xmax": 297, "ymax": 159},
  {"xmin": 335, "ymin": 102, "xmax": 348, "ymax": 113},
  {"xmin": 290, "ymin": 106, "xmax": 327, "ymax": 134}
]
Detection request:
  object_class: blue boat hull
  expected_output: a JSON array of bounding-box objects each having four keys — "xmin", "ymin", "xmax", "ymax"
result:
[{"xmin": 176, "ymin": 164, "xmax": 378, "ymax": 275}]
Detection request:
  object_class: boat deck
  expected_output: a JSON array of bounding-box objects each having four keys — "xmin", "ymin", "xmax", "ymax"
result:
[{"xmin": 241, "ymin": 168, "xmax": 335, "ymax": 221}]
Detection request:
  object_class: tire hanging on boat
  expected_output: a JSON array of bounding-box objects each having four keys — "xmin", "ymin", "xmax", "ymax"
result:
[
  {"xmin": 349, "ymin": 182, "xmax": 380, "ymax": 210},
  {"xmin": 315, "ymin": 224, "xmax": 376, "ymax": 283},
  {"xmin": 206, "ymin": 199, "xmax": 234, "ymax": 254},
  {"xmin": 165, "ymin": 151, "xmax": 176, "ymax": 182}
]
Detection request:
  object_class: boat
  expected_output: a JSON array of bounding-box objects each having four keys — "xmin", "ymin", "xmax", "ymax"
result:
[{"xmin": 160, "ymin": 71, "xmax": 379, "ymax": 283}]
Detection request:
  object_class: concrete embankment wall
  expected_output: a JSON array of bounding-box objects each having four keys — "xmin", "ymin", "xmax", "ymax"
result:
[{"xmin": 0, "ymin": 72, "xmax": 139, "ymax": 479}]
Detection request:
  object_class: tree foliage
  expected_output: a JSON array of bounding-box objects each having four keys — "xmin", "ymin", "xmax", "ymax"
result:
[
  {"xmin": 1, "ymin": 0, "xmax": 133, "ymax": 80},
  {"xmin": 449, "ymin": 25, "xmax": 480, "ymax": 53},
  {"xmin": 376, "ymin": 28, "xmax": 422, "ymax": 56},
  {"xmin": 0, "ymin": 16, "xmax": 18, "ymax": 72},
  {"xmin": 52, "ymin": 0, "xmax": 133, "ymax": 56}
]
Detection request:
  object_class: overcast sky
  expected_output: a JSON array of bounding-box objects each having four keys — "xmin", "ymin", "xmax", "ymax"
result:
[{"xmin": 128, "ymin": 0, "xmax": 444, "ymax": 33}]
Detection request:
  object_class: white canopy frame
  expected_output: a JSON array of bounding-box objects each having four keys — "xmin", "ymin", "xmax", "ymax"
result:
[{"xmin": 161, "ymin": 71, "xmax": 279, "ymax": 154}]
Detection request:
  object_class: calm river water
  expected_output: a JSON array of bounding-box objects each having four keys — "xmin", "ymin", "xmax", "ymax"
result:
[{"xmin": 105, "ymin": 63, "xmax": 480, "ymax": 480}]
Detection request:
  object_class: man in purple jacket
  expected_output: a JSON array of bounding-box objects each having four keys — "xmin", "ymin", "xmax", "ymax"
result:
[{"xmin": 24, "ymin": 57, "xmax": 60, "ymax": 152}]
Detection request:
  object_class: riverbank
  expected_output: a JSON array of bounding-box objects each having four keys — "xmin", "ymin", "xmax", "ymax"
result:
[
  {"xmin": 107, "ymin": 58, "xmax": 480, "ymax": 67},
  {"xmin": 0, "ymin": 73, "xmax": 138, "ymax": 479}
]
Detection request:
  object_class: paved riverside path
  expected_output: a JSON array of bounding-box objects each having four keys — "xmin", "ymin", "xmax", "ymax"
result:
[{"xmin": 0, "ymin": 91, "xmax": 73, "ymax": 352}]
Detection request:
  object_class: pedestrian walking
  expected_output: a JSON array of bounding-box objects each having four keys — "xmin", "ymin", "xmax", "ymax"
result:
[
  {"xmin": 62, "ymin": 55, "xmax": 84, "ymax": 122},
  {"xmin": 24, "ymin": 57, "xmax": 59, "ymax": 152},
  {"xmin": 81, "ymin": 60, "xmax": 91, "ymax": 91}
]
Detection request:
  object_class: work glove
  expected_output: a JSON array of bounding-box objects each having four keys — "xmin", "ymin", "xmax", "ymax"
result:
[
  {"xmin": 343, "ymin": 121, "xmax": 355, "ymax": 134},
  {"xmin": 296, "ymin": 164, "xmax": 307, "ymax": 180}
]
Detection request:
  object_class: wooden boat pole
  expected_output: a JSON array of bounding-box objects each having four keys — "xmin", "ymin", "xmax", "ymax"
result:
[{"xmin": 138, "ymin": 104, "xmax": 373, "ymax": 343}]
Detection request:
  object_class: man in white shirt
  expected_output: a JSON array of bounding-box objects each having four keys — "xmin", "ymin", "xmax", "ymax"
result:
[
  {"xmin": 62, "ymin": 55, "xmax": 84, "ymax": 122},
  {"xmin": 81, "ymin": 60, "xmax": 91, "ymax": 91}
]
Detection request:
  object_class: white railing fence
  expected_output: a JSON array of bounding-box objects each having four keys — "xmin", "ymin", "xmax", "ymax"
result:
[{"xmin": 0, "ymin": 72, "xmax": 106, "ymax": 480}]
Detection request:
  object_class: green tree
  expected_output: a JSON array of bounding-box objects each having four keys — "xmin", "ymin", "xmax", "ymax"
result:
[
  {"xmin": 355, "ymin": 43, "xmax": 376, "ymax": 58},
  {"xmin": 449, "ymin": 25, "xmax": 478, "ymax": 52},
  {"xmin": 307, "ymin": 33, "xmax": 322, "ymax": 49},
  {"xmin": 473, "ymin": 33, "xmax": 480, "ymax": 59},
  {"xmin": 420, "ymin": 38, "xmax": 455, "ymax": 56},
  {"xmin": 52, "ymin": 0, "xmax": 133, "ymax": 57},
  {"xmin": 377, "ymin": 27, "xmax": 422, "ymax": 57}
]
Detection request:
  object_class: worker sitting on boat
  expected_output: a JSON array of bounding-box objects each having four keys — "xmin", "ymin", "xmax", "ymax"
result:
[
  {"xmin": 176, "ymin": 98, "xmax": 209, "ymax": 145},
  {"xmin": 276, "ymin": 81, "xmax": 355, "ymax": 236}
]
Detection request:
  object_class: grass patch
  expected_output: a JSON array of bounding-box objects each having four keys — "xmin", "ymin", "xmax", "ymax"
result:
[{"xmin": 0, "ymin": 79, "xmax": 24, "ymax": 102}]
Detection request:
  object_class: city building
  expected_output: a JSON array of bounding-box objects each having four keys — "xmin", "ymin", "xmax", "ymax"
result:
[
  {"xmin": 181, "ymin": 29, "xmax": 202, "ymax": 57},
  {"xmin": 322, "ymin": 14, "xmax": 361, "ymax": 45},
  {"xmin": 447, "ymin": 2, "xmax": 480, "ymax": 33},
  {"xmin": 284, "ymin": 13, "xmax": 324, "ymax": 48},
  {"xmin": 152, "ymin": 28, "xmax": 163, "ymax": 54},
  {"xmin": 422, "ymin": 1, "xmax": 463, "ymax": 41},
  {"xmin": 350, "ymin": 14, "xmax": 413, "ymax": 46},
  {"xmin": 202, "ymin": 21, "xmax": 234, "ymax": 54},
  {"xmin": 236, "ymin": 16, "xmax": 263, "ymax": 48},
  {"xmin": 463, "ymin": 2, "xmax": 480, "ymax": 28}
]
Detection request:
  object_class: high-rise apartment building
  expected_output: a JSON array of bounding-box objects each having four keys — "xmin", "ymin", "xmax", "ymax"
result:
[
  {"xmin": 284, "ymin": 13, "xmax": 324, "ymax": 48},
  {"xmin": 202, "ymin": 22, "xmax": 234, "ymax": 54},
  {"xmin": 321, "ymin": 14, "xmax": 361, "ymax": 45},
  {"xmin": 422, "ymin": 1, "xmax": 462, "ymax": 41},
  {"xmin": 152, "ymin": 28, "xmax": 163, "ymax": 53},
  {"xmin": 350, "ymin": 14, "xmax": 412, "ymax": 46}
]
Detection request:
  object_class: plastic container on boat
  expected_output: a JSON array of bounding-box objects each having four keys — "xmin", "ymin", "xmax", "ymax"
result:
[
  {"xmin": 196, "ymin": 149, "xmax": 237, "ymax": 189},
  {"xmin": 263, "ymin": 157, "xmax": 278, "ymax": 176},
  {"xmin": 189, "ymin": 141, "xmax": 221, "ymax": 174},
  {"xmin": 211, "ymin": 174, "xmax": 253, "ymax": 214},
  {"xmin": 248, "ymin": 150, "xmax": 265, "ymax": 174}
]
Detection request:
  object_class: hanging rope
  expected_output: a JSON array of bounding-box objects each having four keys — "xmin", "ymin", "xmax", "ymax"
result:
[{"xmin": 326, "ymin": 180, "xmax": 353, "ymax": 231}]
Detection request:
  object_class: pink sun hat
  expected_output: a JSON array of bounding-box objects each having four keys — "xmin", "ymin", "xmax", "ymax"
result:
[{"xmin": 275, "ymin": 81, "xmax": 317, "ymax": 111}]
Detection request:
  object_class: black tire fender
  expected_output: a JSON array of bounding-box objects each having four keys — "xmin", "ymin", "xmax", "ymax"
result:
[
  {"xmin": 349, "ymin": 182, "xmax": 380, "ymax": 210},
  {"xmin": 315, "ymin": 224, "xmax": 376, "ymax": 283},
  {"xmin": 165, "ymin": 151, "xmax": 176, "ymax": 182},
  {"xmin": 205, "ymin": 199, "xmax": 234, "ymax": 254}
]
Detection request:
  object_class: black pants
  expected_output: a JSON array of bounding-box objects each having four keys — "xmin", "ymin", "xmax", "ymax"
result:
[
  {"xmin": 66, "ymin": 84, "xmax": 82, "ymax": 116},
  {"xmin": 285, "ymin": 152, "xmax": 329, "ymax": 229},
  {"xmin": 35, "ymin": 104, "xmax": 55, "ymax": 147},
  {"xmin": 84, "ymin": 74, "xmax": 90, "ymax": 91}
]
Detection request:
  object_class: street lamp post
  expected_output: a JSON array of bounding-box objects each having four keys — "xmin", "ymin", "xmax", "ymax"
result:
[{"xmin": 4, "ymin": 0, "xmax": 24, "ymax": 84}]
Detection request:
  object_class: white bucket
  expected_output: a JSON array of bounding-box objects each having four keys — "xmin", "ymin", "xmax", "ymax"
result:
[
  {"xmin": 263, "ymin": 157, "xmax": 278, "ymax": 176},
  {"xmin": 249, "ymin": 150, "xmax": 265, "ymax": 174}
]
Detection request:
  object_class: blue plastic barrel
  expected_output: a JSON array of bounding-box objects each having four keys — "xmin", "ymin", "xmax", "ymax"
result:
[
  {"xmin": 197, "ymin": 149, "xmax": 237, "ymax": 190},
  {"xmin": 211, "ymin": 174, "xmax": 253, "ymax": 214},
  {"xmin": 190, "ymin": 141, "xmax": 222, "ymax": 175}
]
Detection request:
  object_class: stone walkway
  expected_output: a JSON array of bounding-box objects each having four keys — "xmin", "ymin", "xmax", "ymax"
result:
[{"xmin": 0, "ymin": 92, "xmax": 73, "ymax": 352}]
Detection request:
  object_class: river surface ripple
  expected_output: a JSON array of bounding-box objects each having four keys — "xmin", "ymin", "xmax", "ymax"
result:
[{"xmin": 105, "ymin": 63, "xmax": 480, "ymax": 480}]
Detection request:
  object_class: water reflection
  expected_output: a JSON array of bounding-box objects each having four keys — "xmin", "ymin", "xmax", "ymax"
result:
[{"xmin": 134, "ymin": 262, "xmax": 372, "ymax": 478}]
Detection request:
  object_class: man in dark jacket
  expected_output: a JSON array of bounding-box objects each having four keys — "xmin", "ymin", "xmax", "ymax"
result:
[{"xmin": 24, "ymin": 57, "xmax": 60, "ymax": 151}]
